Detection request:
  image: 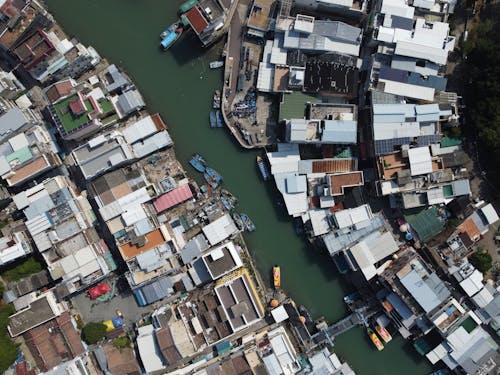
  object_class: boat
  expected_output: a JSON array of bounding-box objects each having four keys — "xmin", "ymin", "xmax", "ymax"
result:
[
  {"xmin": 209, "ymin": 110, "xmax": 217, "ymax": 128},
  {"xmin": 240, "ymin": 213, "xmax": 256, "ymax": 232},
  {"xmin": 273, "ymin": 266, "xmax": 280, "ymax": 288},
  {"xmin": 221, "ymin": 189, "xmax": 238, "ymax": 206},
  {"xmin": 293, "ymin": 217, "xmax": 303, "ymax": 235},
  {"xmin": 215, "ymin": 110, "xmax": 223, "ymax": 128},
  {"xmin": 204, "ymin": 167, "xmax": 222, "ymax": 189},
  {"xmin": 160, "ymin": 22, "xmax": 183, "ymax": 50},
  {"xmin": 189, "ymin": 153, "xmax": 206, "ymax": 173},
  {"xmin": 179, "ymin": 0, "xmax": 198, "ymax": 13},
  {"xmin": 221, "ymin": 196, "xmax": 233, "ymax": 211},
  {"xmin": 209, "ymin": 61, "xmax": 224, "ymax": 69},
  {"xmin": 213, "ymin": 90, "xmax": 221, "ymax": 109},
  {"xmin": 256, "ymin": 155, "xmax": 270, "ymax": 181},
  {"xmin": 368, "ymin": 329, "xmax": 384, "ymax": 351},
  {"xmin": 232, "ymin": 212, "xmax": 244, "ymax": 230},
  {"xmin": 375, "ymin": 325, "xmax": 392, "ymax": 343}
]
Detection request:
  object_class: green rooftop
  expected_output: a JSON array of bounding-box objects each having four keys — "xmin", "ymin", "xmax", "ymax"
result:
[
  {"xmin": 6, "ymin": 146, "xmax": 32, "ymax": 165},
  {"xmin": 442, "ymin": 184, "xmax": 453, "ymax": 198},
  {"xmin": 461, "ymin": 316, "xmax": 478, "ymax": 333},
  {"xmin": 53, "ymin": 94, "xmax": 94, "ymax": 133},
  {"xmin": 99, "ymin": 98, "xmax": 114, "ymax": 115},
  {"xmin": 279, "ymin": 92, "xmax": 318, "ymax": 122},
  {"xmin": 405, "ymin": 207, "xmax": 445, "ymax": 242},
  {"xmin": 441, "ymin": 136, "xmax": 462, "ymax": 148}
]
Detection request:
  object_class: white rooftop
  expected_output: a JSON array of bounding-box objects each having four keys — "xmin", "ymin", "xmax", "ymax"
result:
[
  {"xmin": 333, "ymin": 204, "xmax": 373, "ymax": 229},
  {"xmin": 202, "ymin": 214, "xmax": 238, "ymax": 246},
  {"xmin": 271, "ymin": 305, "xmax": 289, "ymax": 323},
  {"xmin": 408, "ymin": 146, "xmax": 433, "ymax": 176},
  {"xmin": 137, "ymin": 325, "xmax": 164, "ymax": 373}
]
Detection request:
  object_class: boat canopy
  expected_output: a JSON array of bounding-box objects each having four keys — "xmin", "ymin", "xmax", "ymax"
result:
[
  {"xmin": 180, "ymin": 0, "xmax": 198, "ymax": 13},
  {"xmin": 161, "ymin": 32, "xmax": 178, "ymax": 48}
]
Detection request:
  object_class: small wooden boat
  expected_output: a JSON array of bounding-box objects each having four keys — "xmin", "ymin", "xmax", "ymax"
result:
[
  {"xmin": 273, "ymin": 266, "xmax": 280, "ymax": 288},
  {"xmin": 368, "ymin": 328, "xmax": 384, "ymax": 351}
]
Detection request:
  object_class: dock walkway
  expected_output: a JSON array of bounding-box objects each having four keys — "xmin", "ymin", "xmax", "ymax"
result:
[{"xmin": 310, "ymin": 307, "xmax": 378, "ymax": 347}]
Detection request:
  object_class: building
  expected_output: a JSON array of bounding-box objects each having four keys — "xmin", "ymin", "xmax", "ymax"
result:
[
  {"xmin": 202, "ymin": 214, "xmax": 238, "ymax": 246},
  {"xmin": 293, "ymin": 0, "xmax": 368, "ymax": 18},
  {"xmin": 23, "ymin": 311, "xmax": 85, "ymax": 372},
  {"xmin": 247, "ymin": 0, "xmax": 275, "ymax": 38},
  {"xmin": 0, "ymin": 107, "xmax": 35, "ymax": 143},
  {"xmin": 113, "ymin": 89, "xmax": 145, "ymax": 118},
  {"xmin": 0, "ymin": 226, "xmax": 32, "ymax": 266},
  {"xmin": 8, "ymin": 291, "xmax": 67, "ymax": 337},
  {"xmin": 12, "ymin": 176, "xmax": 116, "ymax": 297},
  {"xmin": 0, "ymin": 125, "xmax": 62, "ymax": 187},
  {"xmin": 214, "ymin": 269, "xmax": 264, "ymax": 332},
  {"xmin": 202, "ymin": 241, "xmax": 243, "ymax": 280},
  {"xmin": 182, "ymin": 0, "xmax": 225, "ymax": 47},
  {"xmin": 260, "ymin": 326, "xmax": 301, "ymax": 374},
  {"xmin": 44, "ymin": 78, "xmax": 76, "ymax": 104},
  {"xmin": 48, "ymin": 89, "xmax": 116, "ymax": 140},
  {"xmin": 0, "ymin": 69, "xmax": 25, "ymax": 100},
  {"xmin": 102, "ymin": 64, "xmax": 132, "ymax": 94},
  {"xmin": 94, "ymin": 342, "xmax": 141, "ymax": 375}
]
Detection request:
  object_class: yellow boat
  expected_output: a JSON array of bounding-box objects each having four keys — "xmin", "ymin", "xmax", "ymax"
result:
[
  {"xmin": 368, "ymin": 329, "xmax": 384, "ymax": 351},
  {"xmin": 273, "ymin": 266, "xmax": 280, "ymax": 289},
  {"xmin": 376, "ymin": 325, "xmax": 392, "ymax": 343}
]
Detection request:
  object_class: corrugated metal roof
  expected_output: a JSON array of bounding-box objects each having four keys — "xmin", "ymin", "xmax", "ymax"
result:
[
  {"xmin": 154, "ymin": 184, "xmax": 193, "ymax": 213},
  {"xmin": 399, "ymin": 270, "xmax": 449, "ymax": 313},
  {"xmin": 322, "ymin": 120, "xmax": 357, "ymax": 143}
]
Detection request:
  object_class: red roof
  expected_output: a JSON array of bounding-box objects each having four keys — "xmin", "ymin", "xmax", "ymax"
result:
[
  {"xmin": 69, "ymin": 97, "xmax": 87, "ymax": 116},
  {"xmin": 88, "ymin": 282, "xmax": 110, "ymax": 299},
  {"xmin": 154, "ymin": 184, "xmax": 193, "ymax": 213},
  {"xmin": 185, "ymin": 7, "xmax": 209, "ymax": 34}
]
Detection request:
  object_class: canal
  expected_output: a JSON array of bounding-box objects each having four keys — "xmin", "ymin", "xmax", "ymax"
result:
[{"xmin": 45, "ymin": 1, "xmax": 432, "ymax": 373}]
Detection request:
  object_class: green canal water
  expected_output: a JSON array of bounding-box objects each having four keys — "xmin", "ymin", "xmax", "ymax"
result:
[{"xmin": 46, "ymin": 1, "xmax": 432, "ymax": 373}]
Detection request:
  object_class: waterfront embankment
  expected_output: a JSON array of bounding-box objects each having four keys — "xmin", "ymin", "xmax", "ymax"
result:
[{"xmin": 45, "ymin": 0, "xmax": 433, "ymax": 373}]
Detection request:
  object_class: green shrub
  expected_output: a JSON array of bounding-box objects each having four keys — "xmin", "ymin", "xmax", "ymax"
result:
[
  {"xmin": 2, "ymin": 257, "xmax": 43, "ymax": 282},
  {"xmin": 112, "ymin": 336, "xmax": 130, "ymax": 350},
  {"xmin": 469, "ymin": 251, "xmax": 493, "ymax": 273},
  {"xmin": 82, "ymin": 322, "xmax": 107, "ymax": 344}
]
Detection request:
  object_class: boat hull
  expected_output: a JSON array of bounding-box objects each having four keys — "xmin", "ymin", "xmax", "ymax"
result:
[
  {"xmin": 273, "ymin": 266, "xmax": 280, "ymax": 288},
  {"xmin": 375, "ymin": 325, "xmax": 392, "ymax": 343}
]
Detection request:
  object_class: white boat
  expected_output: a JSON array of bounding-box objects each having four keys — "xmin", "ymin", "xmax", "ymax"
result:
[{"xmin": 209, "ymin": 61, "xmax": 224, "ymax": 69}]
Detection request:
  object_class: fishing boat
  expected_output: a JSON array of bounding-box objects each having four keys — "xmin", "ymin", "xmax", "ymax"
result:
[
  {"xmin": 215, "ymin": 110, "xmax": 223, "ymax": 128},
  {"xmin": 209, "ymin": 111, "xmax": 217, "ymax": 128},
  {"xmin": 368, "ymin": 329, "xmax": 384, "ymax": 351},
  {"xmin": 209, "ymin": 61, "xmax": 224, "ymax": 69},
  {"xmin": 273, "ymin": 266, "xmax": 280, "ymax": 288},
  {"xmin": 221, "ymin": 189, "xmax": 238, "ymax": 206},
  {"xmin": 204, "ymin": 167, "xmax": 222, "ymax": 189},
  {"xmin": 221, "ymin": 196, "xmax": 233, "ymax": 211},
  {"xmin": 189, "ymin": 153, "xmax": 206, "ymax": 173},
  {"xmin": 375, "ymin": 325, "xmax": 392, "ymax": 343},
  {"xmin": 240, "ymin": 213, "xmax": 256, "ymax": 232},
  {"xmin": 232, "ymin": 212, "xmax": 244, "ymax": 230},
  {"xmin": 213, "ymin": 90, "xmax": 221, "ymax": 109},
  {"xmin": 160, "ymin": 22, "xmax": 183, "ymax": 50},
  {"xmin": 256, "ymin": 155, "xmax": 270, "ymax": 181}
]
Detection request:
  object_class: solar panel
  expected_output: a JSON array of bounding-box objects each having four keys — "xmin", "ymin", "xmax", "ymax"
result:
[{"xmin": 375, "ymin": 137, "xmax": 411, "ymax": 155}]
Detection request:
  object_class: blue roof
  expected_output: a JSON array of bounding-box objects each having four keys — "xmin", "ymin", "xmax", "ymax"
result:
[
  {"xmin": 386, "ymin": 292, "xmax": 413, "ymax": 320},
  {"xmin": 380, "ymin": 66, "xmax": 447, "ymax": 90},
  {"xmin": 138, "ymin": 275, "xmax": 174, "ymax": 305},
  {"xmin": 322, "ymin": 120, "xmax": 357, "ymax": 143}
]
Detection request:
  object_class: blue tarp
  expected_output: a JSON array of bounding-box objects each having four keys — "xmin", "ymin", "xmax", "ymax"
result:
[
  {"xmin": 112, "ymin": 316, "xmax": 124, "ymax": 328},
  {"xmin": 161, "ymin": 32, "xmax": 177, "ymax": 49}
]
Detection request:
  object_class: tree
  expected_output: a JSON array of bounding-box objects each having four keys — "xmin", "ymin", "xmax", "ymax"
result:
[
  {"xmin": 469, "ymin": 251, "xmax": 493, "ymax": 273},
  {"xmin": 2, "ymin": 257, "xmax": 43, "ymax": 282},
  {"xmin": 82, "ymin": 322, "xmax": 107, "ymax": 345},
  {"xmin": 112, "ymin": 336, "xmax": 130, "ymax": 350},
  {"xmin": 0, "ymin": 303, "xmax": 16, "ymax": 372}
]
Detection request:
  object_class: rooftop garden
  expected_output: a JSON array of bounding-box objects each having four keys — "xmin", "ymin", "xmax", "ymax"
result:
[{"xmin": 53, "ymin": 94, "xmax": 94, "ymax": 133}]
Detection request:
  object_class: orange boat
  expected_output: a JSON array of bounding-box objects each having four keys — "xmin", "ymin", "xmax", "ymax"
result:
[
  {"xmin": 273, "ymin": 266, "xmax": 280, "ymax": 289},
  {"xmin": 376, "ymin": 325, "xmax": 392, "ymax": 343},
  {"xmin": 368, "ymin": 329, "xmax": 384, "ymax": 351}
]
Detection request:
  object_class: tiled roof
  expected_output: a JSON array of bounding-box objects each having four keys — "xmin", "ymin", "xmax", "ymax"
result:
[
  {"xmin": 185, "ymin": 7, "xmax": 209, "ymax": 34},
  {"xmin": 312, "ymin": 159, "xmax": 356, "ymax": 173},
  {"xmin": 457, "ymin": 218, "xmax": 480, "ymax": 242},
  {"xmin": 329, "ymin": 171, "xmax": 363, "ymax": 195},
  {"xmin": 119, "ymin": 228, "xmax": 166, "ymax": 260},
  {"xmin": 45, "ymin": 80, "xmax": 74, "ymax": 103}
]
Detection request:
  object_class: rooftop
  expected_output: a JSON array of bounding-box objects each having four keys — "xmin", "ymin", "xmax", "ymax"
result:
[
  {"xmin": 119, "ymin": 228, "xmax": 166, "ymax": 260},
  {"xmin": 8, "ymin": 293, "xmax": 60, "ymax": 337},
  {"xmin": 329, "ymin": 171, "xmax": 364, "ymax": 195},
  {"xmin": 51, "ymin": 93, "xmax": 105, "ymax": 134},
  {"xmin": 185, "ymin": 6, "xmax": 209, "ymax": 35},
  {"xmin": 153, "ymin": 184, "xmax": 193, "ymax": 213},
  {"xmin": 247, "ymin": 0, "xmax": 274, "ymax": 31},
  {"xmin": 202, "ymin": 242, "xmax": 243, "ymax": 280}
]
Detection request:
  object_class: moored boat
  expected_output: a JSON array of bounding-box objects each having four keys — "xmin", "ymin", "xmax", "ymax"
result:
[
  {"xmin": 221, "ymin": 196, "xmax": 233, "ymax": 211},
  {"xmin": 160, "ymin": 22, "xmax": 183, "ymax": 50},
  {"xmin": 232, "ymin": 212, "xmax": 244, "ymax": 230},
  {"xmin": 273, "ymin": 266, "xmax": 280, "ymax": 288},
  {"xmin": 240, "ymin": 213, "xmax": 255, "ymax": 232},
  {"xmin": 375, "ymin": 325, "xmax": 392, "ymax": 343},
  {"xmin": 256, "ymin": 155, "xmax": 270, "ymax": 181},
  {"xmin": 209, "ymin": 61, "xmax": 224, "ymax": 69},
  {"xmin": 215, "ymin": 110, "xmax": 223, "ymax": 128},
  {"xmin": 368, "ymin": 328, "xmax": 384, "ymax": 351},
  {"xmin": 189, "ymin": 153, "xmax": 206, "ymax": 173},
  {"xmin": 213, "ymin": 90, "xmax": 221, "ymax": 109},
  {"xmin": 209, "ymin": 110, "xmax": 217, "ymax": 128},
  {"xmin": 204, "ymin": 167, "xmax": 222, "ymax": 189}
]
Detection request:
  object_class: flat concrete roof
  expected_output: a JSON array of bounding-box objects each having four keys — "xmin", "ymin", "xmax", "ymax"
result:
[{"xmin": 8, "ymin": 295, "xmax": 56, "ymax": 336}]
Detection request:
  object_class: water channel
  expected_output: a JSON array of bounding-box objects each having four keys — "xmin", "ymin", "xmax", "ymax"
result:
[{"xmin": 45, "ymin": 1, "xmax": 433, "ymax": 373}]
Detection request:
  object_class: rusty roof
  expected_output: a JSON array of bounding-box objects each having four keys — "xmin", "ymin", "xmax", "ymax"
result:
[
  {"xmin": 119, "ymin": 228, "xmax": 166, "ymax": 260},
  {"xmin": 7, "ymin": 156, "xmax": 50, "ymax": 186},
  {"xmin": 185, "ymin": 6, "xmax": 209, "ymax": 35},
  {"xmin": 457, "ymin": 218, "xmax": 481, "ymax": 242},
  {"xmin": 329, "ymin": 171, "xmax": 364, "ymax": 195},
  {"xmin": 45, "ymin": 79, "xmax": 74, "ymax": 103},
  {"xmin": 312, "ymin": 159, "xmax": 356, "ymax": 174}
]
